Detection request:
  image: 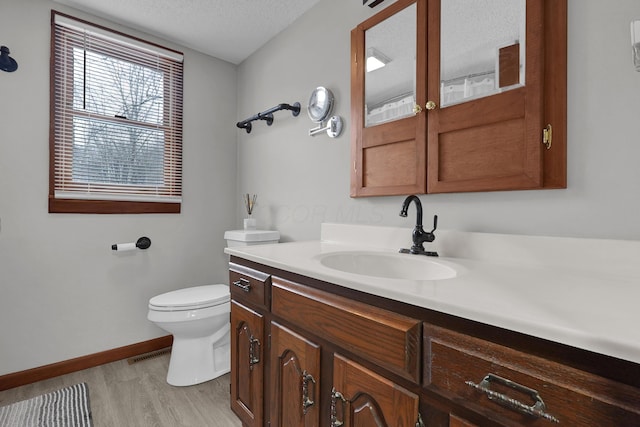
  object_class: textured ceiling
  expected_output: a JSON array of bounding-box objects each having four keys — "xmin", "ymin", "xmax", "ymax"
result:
[{"xmin": 52, "ymin": 0, "xmax": 323, "ymax": 64}]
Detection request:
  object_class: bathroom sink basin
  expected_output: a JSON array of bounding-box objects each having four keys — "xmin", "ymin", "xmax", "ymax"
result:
[{"xmin": 317, "ymin": 251, "xmax": 457, "ymax": 281}]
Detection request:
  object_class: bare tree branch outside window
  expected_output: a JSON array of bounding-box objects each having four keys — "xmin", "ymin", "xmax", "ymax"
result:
[{"xmin": 72, "ymin": 48, "xmax": 165, "ymax": 186}]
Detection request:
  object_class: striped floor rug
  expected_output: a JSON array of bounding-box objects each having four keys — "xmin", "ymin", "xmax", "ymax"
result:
[{"xmin": 0, "ymin": 382, "xmax": 92, "ymax": 427}]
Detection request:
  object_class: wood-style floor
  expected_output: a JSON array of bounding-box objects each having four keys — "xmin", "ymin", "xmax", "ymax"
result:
[{"xmin": 0, "ymin": 351, "xmax": 242, "ymax": 427}]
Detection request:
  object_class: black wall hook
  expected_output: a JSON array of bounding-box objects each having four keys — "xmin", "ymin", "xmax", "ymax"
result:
[
  {"xmin": 237, "ymin": 102, "xmax": 301, "ymax": 134},
  {"xmin": 0, "ymin": 46, "xmax": 18, "ymax": 72}
]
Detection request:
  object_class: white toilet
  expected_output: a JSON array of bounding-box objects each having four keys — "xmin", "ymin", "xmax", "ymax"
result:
[
  {"xmin": 147, "ymin": 229, "xmax": 279, "ymax": 386},
  {"xmin": 147, "ymin": 285, "xmax": 230, "ymax": 386}
]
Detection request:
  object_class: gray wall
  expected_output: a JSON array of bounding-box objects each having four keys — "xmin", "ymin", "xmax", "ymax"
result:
[
  {"xmin": 1, "ymin": 0, "xmax": 639, "ymax": 376},
  {"xmin": 0, "ymin": 0, "xmax": 237, "ymax": 375},
  {"xmin": 237, "ymin": 0, "xmax": 640, "ymax": 242}
]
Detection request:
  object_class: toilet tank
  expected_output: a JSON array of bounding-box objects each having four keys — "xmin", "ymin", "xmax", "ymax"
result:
[{"xmin": 224, "ymin": 229, "xmax": 280, "ymax": 247}]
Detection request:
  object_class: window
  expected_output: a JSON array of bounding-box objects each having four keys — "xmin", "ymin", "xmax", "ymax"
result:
[{"xmin": 50, "ymin": 12, "xmax": 183, "ymax": 213}]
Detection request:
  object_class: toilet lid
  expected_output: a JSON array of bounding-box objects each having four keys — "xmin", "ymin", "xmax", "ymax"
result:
[{"xmin": 149, "ymin": 284, "xmax": 230, "ymax": 311}]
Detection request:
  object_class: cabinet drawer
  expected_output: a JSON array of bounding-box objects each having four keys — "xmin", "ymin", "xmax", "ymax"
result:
[
  {"xmin": 229, "ymin": 262, "xmax": 270, "ymax": 309},
  {"xmin": 424, "ymin": 324, "xmax": 640, "ymax": 426},
  {"xmin": 272, "ymin": 277, "xmax": 421, "ymax": 382}
]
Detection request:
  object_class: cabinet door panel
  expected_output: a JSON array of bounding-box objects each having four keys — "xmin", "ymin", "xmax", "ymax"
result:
[
  {"xmin": 333, "ymin": 354, "xmax": 420, "ymax": 427},
  {"xmin": 361, "ymin": 117, "xmax": 423, "ymax": 192},
  {"xmin": 270, "ymin": 322, "xmax": 320, "ymax": 427},
  {"xmin": 363, "ymin": 139, "xmax": 421, "ymax": 188},
  {"xmin": 230, "ymin": 300, "xmax": 264, "ymax": 427},
  {"xmin": 437, "ymin": 118, "xmax": 531, "ymax": 184}
]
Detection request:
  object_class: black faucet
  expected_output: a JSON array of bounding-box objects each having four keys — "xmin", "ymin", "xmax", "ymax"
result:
[{"xmin": 399, "ymin": 195, "xmax": 438, "ymax": 256}]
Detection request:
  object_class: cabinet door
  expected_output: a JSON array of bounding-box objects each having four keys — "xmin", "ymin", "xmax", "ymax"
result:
[
  {"xmin": 351, "ymin": 0, "xmax": 426, "ymax": 197},
  {"xmin": 331, "ymin": 354, "xmax": 420, "ymax": 427},
  {"xmin": 426, "ymin": 0, "xmax": 549, "ymax": 193},
  {"xmin": 230, "ymin": 300, "xmax": 264, "ymax": 427},
  {"xmin": 270, "ymin": 322, "xmax": 321, "ymax": 427}
]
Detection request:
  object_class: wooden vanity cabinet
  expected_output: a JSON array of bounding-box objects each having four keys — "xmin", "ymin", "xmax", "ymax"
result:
[{"xmin": 229, "ymin": 258, "xmax": 640, "ymax": 427}]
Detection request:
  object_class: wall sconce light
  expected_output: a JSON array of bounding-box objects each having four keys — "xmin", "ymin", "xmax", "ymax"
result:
[
  {"xmin": 366, "ymin": 47, "xmax": 390, "ymax": 73},
  {"xmin": 632, "ymin": 20, "xmax": 640, "ymax": 72},
  {"xmin": 0, "ymin": 46, "xmax": 18, "ymax": 72}
]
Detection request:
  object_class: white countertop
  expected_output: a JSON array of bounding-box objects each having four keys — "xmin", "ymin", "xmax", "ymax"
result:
[{"xmin": 225, "ymin": 223, "xmax": 640, "ymax": 365}]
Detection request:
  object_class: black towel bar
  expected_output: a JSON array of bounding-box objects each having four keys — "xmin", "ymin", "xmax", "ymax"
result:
[{"xmin": 236, "ymin": 102, "xmax": 301, "ymax": 134}]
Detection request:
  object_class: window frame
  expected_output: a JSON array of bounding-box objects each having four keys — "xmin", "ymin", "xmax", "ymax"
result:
[{"xmin": 49, "ymin": 11, "xmax": 183, "ymax": 214}]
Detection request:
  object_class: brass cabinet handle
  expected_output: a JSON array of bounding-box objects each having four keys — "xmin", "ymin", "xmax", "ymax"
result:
[
  {"xmin": 330, "ymin": 387, "xmax": 347, "ymax": 427},
  {"xmin": 412, "ymin": 104, "xmax": 423, "ymax": 114},
  {"xmin": 248, "ymin": 335, "xmax": 260, "ymax": 367},
  {"xmin": 232, "ymin": 278, "xmax": 251, "ymax": 292},
  {"xmin": 425, "ymin": 100, "xmax": 437, "ymax": 110},
  {"xmin": 301, "ymin": 370, "xmax": 316, "ymax": 414},
  {"xmin": 466, "ymin": 373, "xmax": 559, "ymax": 423}
]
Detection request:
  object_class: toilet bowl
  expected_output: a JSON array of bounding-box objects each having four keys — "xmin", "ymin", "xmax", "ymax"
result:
[{"xmin": 147, "ymin": 284, "xmax": 230, "ymax": 386}]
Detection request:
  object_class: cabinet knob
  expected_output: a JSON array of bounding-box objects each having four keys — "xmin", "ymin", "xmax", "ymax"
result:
[
  {"xmin": 412, "ymin": 104, "xmax": 423, "ymax": 114},
  {"xmin": 426, "ymin": 100, "xmax": 437, "ymax": 110}
]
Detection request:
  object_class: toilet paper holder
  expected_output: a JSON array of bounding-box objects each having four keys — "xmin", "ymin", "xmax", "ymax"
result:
[{"xmin": 111, "ymin": 236, "xmax": 151, "ymax": 251}]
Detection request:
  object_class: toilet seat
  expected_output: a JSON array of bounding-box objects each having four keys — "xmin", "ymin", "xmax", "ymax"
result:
[{"xmin": 149, "ymin": 284, "xmax": 230, "ymax": 312}]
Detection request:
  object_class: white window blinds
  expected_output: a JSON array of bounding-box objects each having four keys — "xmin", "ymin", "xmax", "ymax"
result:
[{"xmin": 51, "ymin": 12, "xmax": 183, "ymax": 209}]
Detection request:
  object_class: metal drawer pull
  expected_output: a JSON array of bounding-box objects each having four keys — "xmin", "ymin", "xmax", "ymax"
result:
[
  {"xmin": 301, "ymin": 370, "xmax": 316, "ymax": 414},
  {"xmin": 233, "ymin": 278, "xmax": 251, "ymax": 292},
  {"xmin": 330, "ymin": 388, "xmax": 347, "ymax": 427},
  {"xmin": 248, "ymin": 335, "xmax": 260, "ymax": 367},
  {"xmin": 466, "ymin": 373, "xmax": 560, "ymax": 423}
]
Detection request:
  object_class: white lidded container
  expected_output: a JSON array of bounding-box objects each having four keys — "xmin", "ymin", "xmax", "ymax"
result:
[{"xmin": 224, "ymin": 229, "xmax": 280, "ymax": 247}]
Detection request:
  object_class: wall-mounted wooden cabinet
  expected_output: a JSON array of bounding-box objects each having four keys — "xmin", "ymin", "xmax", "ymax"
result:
[{"xmin": 350, "ymin": 0, "xmax": 567, "ymax": 197}]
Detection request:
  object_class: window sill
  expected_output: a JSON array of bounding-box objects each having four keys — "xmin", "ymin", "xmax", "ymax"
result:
[{"xmin": 49, "ymin": 197, "xmax": 181, "ymax": 214}]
